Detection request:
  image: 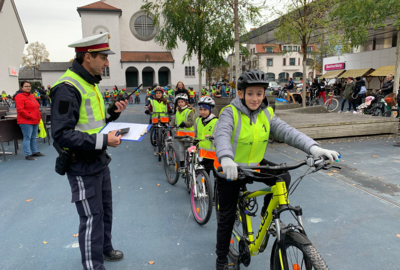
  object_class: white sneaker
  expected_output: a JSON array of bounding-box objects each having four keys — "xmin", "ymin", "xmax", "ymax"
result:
[
  {"xmin": 338, "ymin": 111, "xmax": 342, "ymax": 113},
  {"xmin": 345, "ymin": 111, "xmax": 350, "ymax": 113}
]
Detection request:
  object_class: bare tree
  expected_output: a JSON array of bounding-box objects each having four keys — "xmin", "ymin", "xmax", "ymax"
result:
[{"xmin": 21, "ymin": 41, "xmax": 50, "ymax": 70}]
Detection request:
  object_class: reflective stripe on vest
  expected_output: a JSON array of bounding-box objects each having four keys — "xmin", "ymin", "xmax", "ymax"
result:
[
  {"xmin": 176, "ymin": 108, "xmax": 195, "ymax": 137},
  {"xmin": 222, "ymin": 105, "xmax": 273, "ymax": 166},
  {"xmin": 196, "ymin": 117, "xmax": 218, "ymax": 159},
  {"xmin": 150, "ymin": 99, "xmax": 169, "ymax": 123},
  {"xmin": 52, "ymin": 70, "xmax": 106, "ymax": 134}
]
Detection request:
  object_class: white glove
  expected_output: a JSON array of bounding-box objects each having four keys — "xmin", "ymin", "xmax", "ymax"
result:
[
  {"xmin": 221, "ymin": 157, "xmax": 238, "ymax": 180},
  {"xmin": 310, "ymin": 145, "xmax": 340, "ymax": 163}
]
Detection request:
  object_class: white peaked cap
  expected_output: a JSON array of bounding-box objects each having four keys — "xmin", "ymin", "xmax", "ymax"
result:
[{"xmin": 68, "ymin": 32, "xmax": 115, "ymax": 55}]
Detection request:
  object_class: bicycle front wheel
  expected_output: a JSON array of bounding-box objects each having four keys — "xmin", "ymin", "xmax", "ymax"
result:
[
  {"xmin": 229, "ymin": 209, "xmax": 246, "ymax": 260},
  {"xmin": 324, "ymin": 98, "xmax": 339, "ymax": 112},
  {"xmin": 271, "ymin": 231, "xmax": 329, "ymax": 270},
  {"xmin": 163, "ymin": 144, "xmax": 179, "ymax": 185},
  {"xmin": 382, "ymin": 109, "xmax": 398, "ymax": 118},
  {"xmin": 149, "ymin": 127, "xmax": 156, "ymax": 147},
  {"xmin": 190, "ymin": 170, "xmax": 213, "ymax": 225}
]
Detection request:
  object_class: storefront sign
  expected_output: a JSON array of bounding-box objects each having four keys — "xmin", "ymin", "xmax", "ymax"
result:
[
  {"xmin": 324, "ymin": 63, "xmax": 345, "ymax": 71},
  {"xmin": 9, "ymin": 67, "xmax": 19, "ymax": 77}
]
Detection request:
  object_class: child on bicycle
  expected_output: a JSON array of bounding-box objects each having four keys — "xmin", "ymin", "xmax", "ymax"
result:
[
  {"xmin": 171, "ymin": 93, "xmax": 195, "ymax": 172},
  {"xmin": 145, "ymin": 87, "xmax": 172, "ymax": 155},
  {"xmin": 194, "ymin": 97, "xmax": 218, "ymax": 179},
  {"xmin": 214, "ymin": 70, "xmax": 340, "ymax": 270}
]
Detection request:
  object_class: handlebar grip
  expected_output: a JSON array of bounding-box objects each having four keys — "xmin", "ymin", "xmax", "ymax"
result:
[{"xmin": 217, "ymin": 167, "xmax": 223, "ymax": 172}]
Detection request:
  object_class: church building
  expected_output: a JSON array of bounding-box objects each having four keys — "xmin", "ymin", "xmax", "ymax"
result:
[{"xmin": 76, "ymin": 0, "xmax": 205, "ymax": 90}]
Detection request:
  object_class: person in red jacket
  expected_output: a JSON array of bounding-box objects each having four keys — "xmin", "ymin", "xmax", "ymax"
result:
[{"xmin": 14, "ymin": 81, "xmax": 45, "ymax": 160}]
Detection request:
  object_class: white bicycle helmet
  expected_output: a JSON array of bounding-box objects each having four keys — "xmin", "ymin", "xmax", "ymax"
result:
[
  {"xmin": 198, "ymin": 96, "xmax": 215, "ymax": 107},
  {"xmin": 175, "ymin": 93, "xmax": 188, "ymax": 101}
]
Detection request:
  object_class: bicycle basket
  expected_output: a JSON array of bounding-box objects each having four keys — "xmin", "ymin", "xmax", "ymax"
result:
[{"xmin": 385, "ymin": 93, "xmax": 397, "ymax": 107}]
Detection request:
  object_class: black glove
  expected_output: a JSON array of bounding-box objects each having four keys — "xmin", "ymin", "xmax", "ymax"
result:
[
  {"xmin": 179, "ymin": 122, "xmax": 186, "ymax": 128},
  {"xmin": 145, "ymin": 110, "xmax": 150, "ymax": 115}
]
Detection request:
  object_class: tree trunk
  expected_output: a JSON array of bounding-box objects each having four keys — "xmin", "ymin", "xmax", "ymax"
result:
[
  {"xmin": 393, "ymin": 29, "xmax": 400, "ymax": 118},
  {"xmin": 234, "ymin": 0, "xmax": 240, "ymax": 93},
  {"xmin": 302, "ymin": 49, "xmax": 307, "ymax": 107},
  {"xmin": 198, "ymin": 52, "xmax": 202, "ymax": 101}
]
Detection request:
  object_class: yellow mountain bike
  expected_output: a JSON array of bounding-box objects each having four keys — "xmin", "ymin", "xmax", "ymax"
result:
[{"xmin": 216, "ymin": 156, "xmax": 337, "ymax": 270}]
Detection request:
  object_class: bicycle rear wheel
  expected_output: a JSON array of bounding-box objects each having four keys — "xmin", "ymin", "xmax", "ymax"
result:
[
  {"xmin": 163, "ymin": 144, "xmax": 179, "ymax": 185},
  {"xmin": 324, "ymin": 98, "xmax": 339, "ymax": 112},
  {"xmin": 190, "ymin": 170, "xmax": 213, "ymax": 225},
  {"xmin": 271, "ymin": 231, "xmax": 329, "ymax": 270},
  {"xmin": 382, "ymin": 109, "xmax": 398, "ymax": 117}
]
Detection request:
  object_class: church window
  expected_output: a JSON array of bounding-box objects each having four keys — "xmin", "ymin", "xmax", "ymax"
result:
[
  {"xmin": 130, "ymin": 11, "xmax": 158, "ymax": 41},
  {"xmin": 102, "ymin": 67, "xmax": 110, "ymax": 78},
  {"xmin": 185, "ymin": 66, "xmax": 195, "ymax": 77},
  {"xmin": 135, "ymin": 15, "xmax": 154, "ymax": 36}
]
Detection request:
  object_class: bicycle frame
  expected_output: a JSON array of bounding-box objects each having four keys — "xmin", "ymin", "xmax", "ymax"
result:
[{"xmin": 234, "ymin": 179, "xmax": 304, "ymax": 270}]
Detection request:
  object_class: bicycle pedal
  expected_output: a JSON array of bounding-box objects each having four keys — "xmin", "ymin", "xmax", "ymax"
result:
[{"xmin": 224, "ymin": 263, "xmax": 238, "ymax": 270}]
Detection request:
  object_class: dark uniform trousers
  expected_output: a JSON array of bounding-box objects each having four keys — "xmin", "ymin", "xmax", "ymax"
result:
[
  {"xmin": 215, "ymin": 159, "xmax": 291, "ymax": 260},
  {"xmin": 67, "ymin": 166, "xmax": 113, "ymax": 270}
]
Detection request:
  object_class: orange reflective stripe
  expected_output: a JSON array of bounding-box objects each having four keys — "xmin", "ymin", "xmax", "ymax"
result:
[
  {"xmin": 176, "ymin": 131, "xmax": 195, "ymax": 137},
  {"xmin": 199, "ymin": 149, "xmax": 216, "ymax": 159},
  {"xmin": 152, "ymin": 118, "xmax": 159, "ymax": 124},
  {"xmin": 214, "ymin": 159, "xmax": 222, "ymax": 169},
  {"xmin": 161, "ymin": 117, "xmax": 169, "ymax": 123},
  {"xmin": 105, "ymin": 95, "xmax": 110, "ymax": 98}
]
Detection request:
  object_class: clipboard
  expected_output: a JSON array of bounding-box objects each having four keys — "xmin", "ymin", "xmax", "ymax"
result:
[{"xmin": 99, "ymin": 122, "xmax": 152, "ymax": 141}]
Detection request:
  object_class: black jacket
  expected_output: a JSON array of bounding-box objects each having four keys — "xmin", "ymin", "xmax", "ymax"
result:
[
  {"xmin": 353, "ymin": 80, "xmax": 365, "ymax": 95},
  {"xmin": 381, "ymin": 79, "xmax": 394, "ymax": 96},
  {"xmin": 50, "ymin": 60, "xmax": 121, "ymax": 176}
]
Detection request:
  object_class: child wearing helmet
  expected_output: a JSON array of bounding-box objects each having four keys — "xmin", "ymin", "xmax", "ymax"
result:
[
  {"xmin": 194, "ymin": 96, "xmax": 218, "ymax": 178},
  {"xmin": 213, "ymin": 70, "xmax": 340, "ymax": 270},
  {"xmin": 145, "ymin": 87, "xmax": 172, "ymax": 155},
  {"xmin": 171, "ymin": 93, "xmax": 195, "ymax": 172}
]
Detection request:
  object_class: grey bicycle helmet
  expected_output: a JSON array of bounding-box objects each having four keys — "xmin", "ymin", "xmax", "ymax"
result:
[
  {"xmin": 237, "ymin": 70, "xmax": 269, "ymax": 91},
  {"xmin": 198, "ymin": 96, "xmax": 215, "ymax": 107}
]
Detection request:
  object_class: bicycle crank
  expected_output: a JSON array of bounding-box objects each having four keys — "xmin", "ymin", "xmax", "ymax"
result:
[{"xmin": 239, "ymin": 239, "xmax": 251, "ymax": 267}]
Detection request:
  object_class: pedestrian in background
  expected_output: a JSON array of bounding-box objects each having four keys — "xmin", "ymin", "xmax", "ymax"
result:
[
  {"xmin": 339, "ymin": 77, "xmax": 355, "ymax": 113},
  {"xmin": 221, "ymin": 83, "xmax": 227, "ymax": 97},
  {"xmin": 319, "ymin": 78, "xmax": 326, "ymax": 103},
  {"xmin": 352, "ymin": 77, "xmax": 364, "ymax": 109},
  {"xmin": 14, "ymin": 81, "xmax": 45, "ymax": 160},
  {"xmin": 379, "ymin": 74, "xmax": 394, "ymax": 96}
]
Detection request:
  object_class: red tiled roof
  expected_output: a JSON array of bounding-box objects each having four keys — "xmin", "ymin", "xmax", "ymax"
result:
[
  {"xmin": 78, "ymin": 1, "xmax": 120, "ymax": 11},
  {"xmin": 121, "ymin": 52, "xmax": 174, "ymax": 62},
  {"xmin": 255, "ymin": 44, "xmax": 281, "ymax": 53}
]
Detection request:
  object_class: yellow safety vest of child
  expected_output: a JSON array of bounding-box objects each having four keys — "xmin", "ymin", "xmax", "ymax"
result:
[
  {"xmin": 175, "ymin": 108, "xmax": 195, "ymax": 137},
  {"xmin": 52, "ymin": 69, "xmax": 106, "ymax": 135},
  {"xmin": 150, "ymin": 99, "xmax": 169, "ymax": 124},
  {"xmin": 113, "ymin": 90, "xmax": 118, "ymax": 97},
  {"xmin": 105, "ymin": 91, "xmax": 110, "ymax": 98},
  {"xmin": 196, "ymin": 117, "xmax": 218, "ymax": 159},
  {"xmin": 220, "ymin": 105, "xmax": 273, "ymax": 166},
  {"xmin": 1, "ymin": 93, "xmax": 7, "ymax": 99},
  {"xmin": 168, "ymin": 89, "xmax": 174, "ymax": 96}
]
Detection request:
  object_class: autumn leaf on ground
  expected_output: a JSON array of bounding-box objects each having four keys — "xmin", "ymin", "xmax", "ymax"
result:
[
  {"xmin": 157, "ymin": 184, "xmax": 160, "ymax": 187},
  {"xmin": 327, "ymin": 173, "xmax": 334, "ymax": 176},
  {"xmin": 397, "ymin": 234, "xmax": 400, "ymax": 238},
  {"xmin": 43, "ymin": 241, "xmax": 47, "ymax": 244},
  {"xmin": 372, "ymin": 155, "xmax": 378, "ymax": 158},
  {"xmin": 149, "ymin": 261, "xmax": 155, "ymax": 265},
  {"xmin": 26, "ymin": 199, "xmax": 33, "ymax": 202},
  {"xmin": 333, "ymin": 170, "xmax": 338, "ymax": 173},
  {"xmin": 73, "ymin": 234, "xmax": 79, "ymax": 237}
]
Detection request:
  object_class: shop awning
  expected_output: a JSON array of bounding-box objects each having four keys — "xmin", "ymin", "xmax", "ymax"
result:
[
  {"xmin": 369, "ymin": 66, "xmax": 395, "ymax": 77},
  {"xmin": 339, "ymin": 68, "xmax": 375, "ymax": 79},
  {"xmin": 322, "ymin": 70, "xmax": 346, "ymax": 79}
]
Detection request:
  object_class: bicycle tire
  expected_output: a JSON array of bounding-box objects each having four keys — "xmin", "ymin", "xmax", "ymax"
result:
[
  {"xmin": 157, "ymin": 129, "xmax": 163, "ymax": 162},
  {"xmin": 214, "ymin": 181, "xmax": 220, "ymax": 222},
  {"xmin": 271, "ymin": 231, "xmax": 329, "ymax": 270},
  {"xmin": 229, "ymin": 209, "xmax": 246, "ymax": 260},
  {"xmin": 382, "ymin": 109, "xmax": 398, "ymax": 118},
  {"xmin": 190, "ymin": 169, "xmax": 213, "ymax": 225},
  {"xmin": 163, "ymin": 144, "xmax": 179, "ymax": 185},
  {"xmin": 149, "ymin": 127, "xmax": 156, "ymax": 147},
  {"xmin": 324, "ymin": 98, "xmax": 339, "ymax": 112}
]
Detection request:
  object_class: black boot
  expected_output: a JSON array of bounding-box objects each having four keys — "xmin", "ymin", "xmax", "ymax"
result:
[
  {"xmin": 104, "ymin": 250, "xmax": 124, "ymax": 262},
  {"xmin": 216, "ymin": 257, "xmax": 228, "ymax": 270}
]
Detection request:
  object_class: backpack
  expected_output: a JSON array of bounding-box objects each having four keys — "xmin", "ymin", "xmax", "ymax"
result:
[{"xmin": 359, "ymin": 86, "xmax": 367, "ymax": 95}]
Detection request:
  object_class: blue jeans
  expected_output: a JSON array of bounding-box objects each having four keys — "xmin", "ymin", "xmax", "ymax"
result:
[
  {"xmin": 19, "ymin": 124, "xmax": 38, "ymax": 156},
  {"xmin": 341, "ymin": 99, "xmax": 351, "ymax": 111}
]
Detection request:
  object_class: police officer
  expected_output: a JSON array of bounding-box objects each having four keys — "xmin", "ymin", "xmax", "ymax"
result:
[{"xmin": 50, "ymin": 33, "xmax": 128, "ymax": 270}]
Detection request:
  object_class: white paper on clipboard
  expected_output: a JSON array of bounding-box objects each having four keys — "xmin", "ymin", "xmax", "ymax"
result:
[{"xmin": 99, "ymin": 122, "xmax": 150, "ymax": 141}]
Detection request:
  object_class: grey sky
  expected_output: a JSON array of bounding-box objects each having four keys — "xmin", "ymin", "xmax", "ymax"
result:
[{"xmin": 14, "ymin": 0, "xmax": 283, "ymax": 62}]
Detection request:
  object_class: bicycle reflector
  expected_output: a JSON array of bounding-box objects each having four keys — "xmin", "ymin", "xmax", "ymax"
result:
[{"xmin": 293, "ymin": 264, "xmax": 300, "ymax": 270}]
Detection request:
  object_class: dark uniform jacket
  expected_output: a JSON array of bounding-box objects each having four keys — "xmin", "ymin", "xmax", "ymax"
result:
[
  {"xmin": 381, "ymin": 79, "xmax": 394, "ymax": 96},
  {"xmin": 50, "ymin": 60, "xmax": 121, "ymax": 176}
]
